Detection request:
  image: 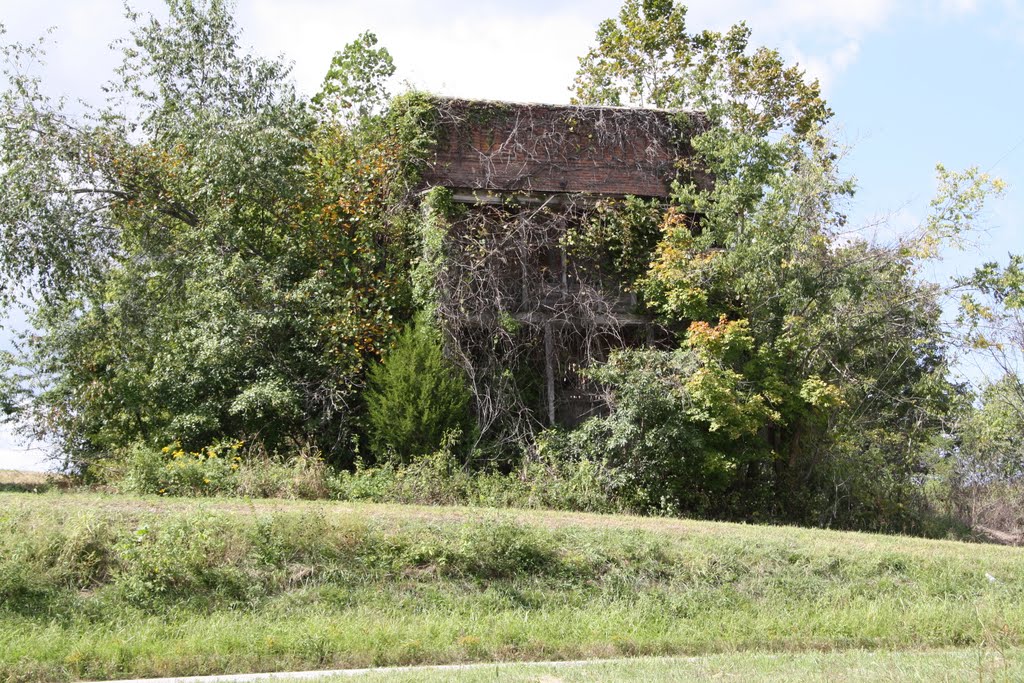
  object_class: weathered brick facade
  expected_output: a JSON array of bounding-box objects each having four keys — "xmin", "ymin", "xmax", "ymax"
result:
[
  {"xmin": 422, "ymin": 98, "xmax": 695, "ymax": 198},
  {"xmin": 419, "ymin": 98, "xmax": 696, "ymax": 430}
]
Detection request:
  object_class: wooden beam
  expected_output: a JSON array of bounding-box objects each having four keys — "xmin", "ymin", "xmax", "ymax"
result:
[{"xmin": 544, "ymin": 321, "xmax": 556, "ymax": 426}]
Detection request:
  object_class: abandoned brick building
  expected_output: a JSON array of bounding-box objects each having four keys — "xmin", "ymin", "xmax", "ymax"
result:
[{"xmin": 417, "ymin": 97, "xmax": 700, "ymax": 440}]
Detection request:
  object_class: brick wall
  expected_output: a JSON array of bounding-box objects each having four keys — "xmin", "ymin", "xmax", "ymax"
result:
[{"xmin": 421, "ymin": 98, "xmax": 699, "ymax": 198}]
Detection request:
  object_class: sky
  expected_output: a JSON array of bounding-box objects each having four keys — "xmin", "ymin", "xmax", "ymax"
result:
[{"xmin": 1, "ymin": 0, "xmax": 1023, "ymax": 470}]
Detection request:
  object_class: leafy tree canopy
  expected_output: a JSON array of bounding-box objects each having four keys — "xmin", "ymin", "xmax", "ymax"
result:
[
  {"xmin": 0, "ymin": 0, "xmax": 1010, "ymax": 535},
  {"xmin": 0, "ymin": 1, "xmax": 426, "ymax": 468},
  {"xmin": 566, "ymin": 0, "xmax": 1002, "ymax": 529}
]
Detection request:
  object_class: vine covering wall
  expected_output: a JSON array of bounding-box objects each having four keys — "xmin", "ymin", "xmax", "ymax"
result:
[{"xmin": 407, "ymin": 96, "xmax": 701, "ymax": 454}]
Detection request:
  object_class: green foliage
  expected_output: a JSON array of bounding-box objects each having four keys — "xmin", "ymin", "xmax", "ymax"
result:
[
  {"xmin": 0, "ymin": 4, "xmax": 435, "ymax": 469},
  {"xmin": 636, "ymin": 160, "xmax": 961, "ymax": 527},
  {"xmin": 113, "ymin": 515, "xmax": 255, "ymax": 610},
  {"xmin": 95, "ymin": 440, "xmax": 339, "ymax": 499},
  {"xmin": 572, "ymin": 0, "xmax": 831, "ymax": 135},
  {"xmin": 0, "ymin": 0, "xmax": 1006, "ymax": 537},
  {"xmin": 104, "ymin": 439, "xmax": 244, "ymax": 496},
  {"xmin": 313, "ymin": 30, "xmax": 395, "ymax": 122},
  {"xmin": 74, "ymin": 430, "xmax": 630, "ymax": 514},
  {"xmin": 551, "ymin": 347, "xmax": 766, "ymax": 517},
  {"xmin": 958, "ymin": 253, "xmax": 1024, "ymax": 389},
  {"xmin": 949, "ymin": 377, "xmax": 1024, "ymax": 537},
  {"xmin": 954, "ymin": 250, "xmax": 1024, "ymax": 535},
  {"xmin": 564, "ymin": 0, "xmax": 974, "ymax": 530},
  {"xmin": 958, "ymin": 377, "xmax": 1024, "ymax": 484},
  {"xmin": 563, "ymin": 196, "xmax": 664, "ymax": 291},
  {"xmin": 334, "ymin": 441, "xmax": 628, "ymax": 514},
  {"xmin": 412, "ymin": 186, "xmax": 463, "ymax": 319},
  {"xmin": 364, "ymin": 323, "xmax": 472, "ymax": 464},
  {"xmin": 919, "ymin": 165, "xmax": 1006, "ymax": 259}
]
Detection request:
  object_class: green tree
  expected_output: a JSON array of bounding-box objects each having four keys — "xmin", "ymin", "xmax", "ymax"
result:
[
  {"xmin": 313, "ymin": 30, "xmax": 395, "ymax": 122},
  {"xmin": 565, "ymin": 0, "xmax": 980, "ymax": 529},
  {"xmin": 364, "ymin": 322, "xmax": 472, "ymax": 464},
  {"xmin": 0, "ymin": 2, "xmax": 424, "ymax": 469},
  {"xmin": 960, "ymin": 253, "xmax": 1024, "ymax": 406},
  {"xmin": 572, "ymin": 0, "xmax": 830, "ymax": 135},
  {"xmin": 958, "ymin": 375, "xmax": 1024, "ymax": 484},
  {"xmin": 956, "ymin": 253, "xmax": 1024, "ymax": 506}
]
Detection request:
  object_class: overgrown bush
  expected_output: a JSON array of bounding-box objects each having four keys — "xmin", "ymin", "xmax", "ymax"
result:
[
  {"xmin": 950, "ymin": 483, "xmax": 1024, "ymax": 540},
  {"xmin": 87, "ymin": 433, "xmax": 629, "ymax": 515},
  {"xmin": 97, "ymin": 441, "xmax": 340, "ymax": 500},
  {"xmin": 939, "ymin": 377, "xmax": 1024, "ymax": 539},
  {"xmin": 334, "ymin": 434, "xmax": 629, "ymax": 515},
  {"xmin": 0, "ymin": 0, "xmax": 1000, "ymax": 537},
  {"xmin": 554, "ymin": 348, "xmax": 768, "ymax": 519},
  {"xmin": 364, "ymin": 323, "xmax": 473, "ymax": 464}
]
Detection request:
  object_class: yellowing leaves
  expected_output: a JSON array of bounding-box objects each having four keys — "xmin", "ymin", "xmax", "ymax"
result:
[{"xmin": 799, "ymin": 375, "xmax": 846, "ymax": 410}]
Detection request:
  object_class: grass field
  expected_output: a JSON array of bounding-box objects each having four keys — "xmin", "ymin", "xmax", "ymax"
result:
[
  {"xmin": 2, "ymin": 487, "xmax": 1023, "ymax": 682},
  {"xmin": 0, "ymin": 469, "xmax": 62, "ymax": 493},
  {"xmin": 304, "ymin": 649, "xmax": 1024, "ymax": 682}
]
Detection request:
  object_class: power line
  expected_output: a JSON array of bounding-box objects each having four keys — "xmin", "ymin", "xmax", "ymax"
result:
[{"xmin": 986, "ymin": 134, "xmax": 1024, "ymax": 174}]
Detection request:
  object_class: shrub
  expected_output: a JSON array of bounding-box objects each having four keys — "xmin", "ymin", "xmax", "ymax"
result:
[
  {"xmin": 98, "ymin": 441, "xmax": 340, "ymax": 500},
  {"xmin": 88, "ymin": 430, "xmax": 628, "ymax": 514},
  {"xmin": 104, "ymin": 440, "xmax": 245, "ymax": 496},
  {"xmin": 364, "ymin": 322, "xmax": 472, "ymax": 464},
  {"xmin": 113, "ymin": 516, "xmax": 252, "ymax": 610},
  {"xmin": 333, "ymin": 431, "xmax": 628, "ymax": 514},
  {"xmin": 558, "ymin": 348, "xmax": 746, "ymax": 518}
]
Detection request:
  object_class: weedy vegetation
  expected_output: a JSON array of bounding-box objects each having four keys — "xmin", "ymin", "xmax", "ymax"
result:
[{"xmin": 1, "ymin": 491, "xmax": 1022, "ymax": 681}]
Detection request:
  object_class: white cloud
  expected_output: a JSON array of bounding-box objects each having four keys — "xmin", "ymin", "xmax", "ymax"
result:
[
  {"xmin": 683, "ymin": 0, "xmax": 898, "ymax": 92},
  {"xmin": 785, "ymin": 38, "xmax": 862, "ymax": 89},
  {"xmin": 3, "ymin": 0, "xmax": 898, "ymax": 105},
  {"xmin": 235, "ymin": 0, "xmax": 901, "ymax": 103},
  {"xmin": 18, "ymin": 0, "xmax": 1019, "ymax": 108},
  {"xmin": 241, "ymin": 0, "xmax": 622, "ymax": 103}
]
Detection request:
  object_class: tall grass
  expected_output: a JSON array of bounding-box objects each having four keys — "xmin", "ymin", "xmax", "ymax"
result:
[{"xmin": 93, "ymin": 441, "xmax": 631, "ymax": 515}]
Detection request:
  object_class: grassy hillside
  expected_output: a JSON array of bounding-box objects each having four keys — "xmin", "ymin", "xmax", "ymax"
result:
[{"xmin": 1, "ymin": 490, "xmax": 1022, "ymax": 682}]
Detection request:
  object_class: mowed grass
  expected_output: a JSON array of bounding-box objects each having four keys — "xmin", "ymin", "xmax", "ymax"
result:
[
  {"xmin": 1, "ymin": 491, "xmax": 1023, "ymax": 682},
  {"xmin": 300, "ymin": 649, "xmax": 1024, "ymax": 682}
]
